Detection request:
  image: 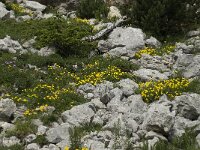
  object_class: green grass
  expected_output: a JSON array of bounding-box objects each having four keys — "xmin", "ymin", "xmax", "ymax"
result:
[
  {"xmin": 187, "ymin": 78, "xmax": 200, "ymax": 94},
  {"xmin": 69, "ymin": 123, "xmax": 103, "ymax": 150},
  {"xmin": 141, "ymin": 128, "xmax": 199, "ymax": 150},
  {"xmin": 5, "ymin": 119, "xmax": 37, "ymax": 140},
  {"xmin": 33, "ymin": 135, "xmax": 48, "ymax": 146}
]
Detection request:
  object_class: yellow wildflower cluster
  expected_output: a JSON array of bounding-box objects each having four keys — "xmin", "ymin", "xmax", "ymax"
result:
[
  {"xmin": 8, "ymin": 61, "xmax": 129, "ymax": 116},
  {"xmin": 7, "ymin": 3, "xmax": 32, "ymax": 16},
  {"xmin": 64, "ymin": 146, "xmax": 88, "ymax": 150},
  {"xmin": 48, "ymin": 62, "xmax": 126, "ymax": 86},
  {"xmin": 75, "ymin": 18, "xmax": 90, "ymax": 24},
  {"xmin": 134, "ymin": 45, "xmax": 175, "ymax": 59},
  {"xmin": 135, "ymin": 47, "xmax": 157, "ymax": 59},
  {"xmin": 48, "ymin": 64, "xmax": 80, "ymax": 82},
  {"xmin": 139, "ymin": 78, "xmax": 190, "ymax": 103},
  {"xmin": 11, "ymin": 83, "xmax": 75, "ymax": 116},
  {"xmin": 24, "ymin": 104, "xmax": 48, "ymax": 116},
  {"xmin": 9, "ymin": 3, "xmax": 26, "ymax": 13},
  {"xmin": 162, "ymin": 45, "xmax": 176, "ymax": 54},
  {"xmin": 77, "ymin": 65, "xmax": 125, "ymax": 86}
]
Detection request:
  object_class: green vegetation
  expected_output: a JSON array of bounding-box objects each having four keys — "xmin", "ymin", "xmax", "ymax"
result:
[
  {"xmin": 33, "ymin": 135, "xmax": 48, "ymax": 146},
  {"xmin": 77, "ymin": 0, "xmax": 108, "ymax": 19},
  {"xmin": 187, "ymin": 78, "xmax": 200, "ymax": 94},
  {"xmin": 142, "ymin": 129, "xmax": 199, "ymax": 150},
  {"xmin": 69, "ymin": 123, "xmax": 103, "ymax": 150},
  {"xmin": 0, "ymin": 18, "xmax": 95, "ymax": 57},
  {"xmin": 124, "ymin": 0, "xmax": 200, "ymax": 40},
  {"xmin": 0, "ymin": 52, "xmax": 137, "ymax": 119},
  {"xmin": 5, "ymin": 119, "xmax": 37, "ymax": 140}
]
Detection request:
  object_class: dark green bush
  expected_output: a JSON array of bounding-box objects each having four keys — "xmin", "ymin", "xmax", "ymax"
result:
[
  {"xmin": 129, "ymin": 0, "xmax": 200, "ymax": 39},
  {"xmin": 34, "ymin": 17, "xmax": 96, "ymax": 57},
  {"xmin": 77, "ymin": 0, "xmax": 109, "ymax": 19},
  {"xmin": 0, "ymin": 18, "xmax": 96, "ymax": 57},
  {"xmin": 5, "ymin": 119, "xmax": 37, "ymax": 140}
]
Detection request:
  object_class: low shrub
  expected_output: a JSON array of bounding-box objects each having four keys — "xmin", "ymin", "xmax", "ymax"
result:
[
  {"xmin": 5, "ymin": 119, "xmax": 37, "ymax": 140},
  {"xmin": 77, "ymin": 0, "xmax": 108, "ymax": 19},
  {"xmin": 127, "ymin": 0, "xmax": 200, "ymax": 39},
  {"xmin": 0, "ymin": 18, "xmax": 95, "ymax": 57}
]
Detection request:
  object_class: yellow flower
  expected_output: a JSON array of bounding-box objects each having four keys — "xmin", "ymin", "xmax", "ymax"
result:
[{"xmin": 64, "ymin": 146, "xmax": 69, "ymax": 150}]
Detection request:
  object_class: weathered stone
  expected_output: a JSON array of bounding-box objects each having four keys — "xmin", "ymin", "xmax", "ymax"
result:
[
  {"xmin": 107, "ymin": 27, "xmax": 145, "ymax": 50},
  {"xmin": 0, "ymin": 2, "xmax": 10, "ymax": 19},
  {"xmin": 107, "ymin": 6, "xmax": 122, "ymax": 20},
  {"xmin": 127, "ymin": 95, "xmax": 147, "ymax": 114},
  {"xmin": 0, "ymin": 98, "xmax": 16, "ymax": 121},
  {"xmin": 116, "ymin": 78, "xmax": 139, "ymax": 96},
  {"xmin": 46, "ymin": 123, "xmax": 71, "ymax": 144},
  {"xmin": 61, "ymin": 102, "xmax": 95, "ymax": 126},
  {"xmin": 93, "ymin": 81, "xmax": 114, "ymax": 98},
  {"xmin": 25, "ymin": 134, "xmax": 37, "ymax": 143},
  {"xmin": 0, "ymin": 36, "xmax": 23, "ymax": 53},
  {"xmin": 173, "ymin": 94, "xmax": 200, "ymax": 120},
  {"xmin": 78, "ymin": 83, "xmax": 95, "ymax": 93},
  {"xmin": 25, "ymin": 1, "xmax": 46, "ymax": 11},
  {"xmin": 145, "ymin": 36, "xmax": 161, "ymax": 48},
  {"xmin": 133, "ymin": 68, "xmax": 168, "ymax": 81},
  {"xmin": 3, "ymin": 136, "xmax": 20, "ymax": 147},
  {"xmin": 26, "ymin": 143, "xmax": 40, "ymax": 150},
  {"xmin": 142, "ymin": 96, "xmax": 175, "ymax": 134}
]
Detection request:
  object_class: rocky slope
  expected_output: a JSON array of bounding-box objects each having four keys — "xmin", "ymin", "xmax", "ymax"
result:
[{"xmin": 0, "ymin": 0, "xmax": 200, "ymax": 150}]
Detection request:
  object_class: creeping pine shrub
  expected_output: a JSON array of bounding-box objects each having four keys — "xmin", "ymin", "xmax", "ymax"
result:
[
  {"xmin": 128, "ymin": 0, "xmax": 200, "ymax": 39},
  {"xmin": 77, "ymin": 0, "xmax": 109, "ymax": 19},
  {"xmin": 34, "ymin": 17, "xmax": 96, "ymax": 57},
  {"xmin": 0, "ymin": 18, "xmax": 95, "ymax": 57},
  {"xmin": 139, "ymin": 78, "xmax": 190, "ymax": 103}
]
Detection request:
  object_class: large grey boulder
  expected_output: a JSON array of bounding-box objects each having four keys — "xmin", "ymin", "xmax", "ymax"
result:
[
  {"xmin": 0, "ymin": 98, "xmax": 16, "ymax": 121},
  {"xmin": 116, "ymin": 78, "xmax": 139, "ymax": 96},
  {"xmin": 138, "ymin": 54, "xmax": 175, "ymax": 72},
  {"xmin": 46, "ymin": 123, "xmax": 71, "ymax": 144},
  {"xmin": 0, "ymin": 36, "xmax": 23, "ymax": 53},
  {"xmin": 2, "ymin": 136, "xmax": 20, "ymax": 147},
  {"xmin": 61, "ymin": 102, "xmax": 95, "ymax": 126},
  {"xmin": 172, "ymin": 116, "xmax": 200, "ymax": 137},
  {"xmin": 175, "ymin": 42, "xmax": 194, "ymax": 54},
  {"xmin": 93, "ymin": 81, "xmax": 114, "ymax": 98},
  {"xmin": 142, "ymin": 96, "xmax": 175, "ymax": 134},
  {"xmin": 26, "ymin": 143, "xmax": 40, "ymax": 150},
  {"xmin": 24, "ymin": 1, "xmax": 46, "ymax": 11},
  {"xmin": 0, "ymin": 2, "xmax": 10, "ymax": 19},
  {"xmin": 173, "ymin": 52, "xmax": 200, "ymax": 78},
  {"xmin": 107, "ymin": 6, "xmax": 122, "ymax": 20},
  {"xmin": 81, "ymin": 130, "xmax": 114, "ymax": 150},
  {"xmin": 173, "ymin": 94, "xmax": 200, "ymax": 120},
  {"xmin": 187, "ymin": 30, "xmax": 200, "ymax": 37},
  {"xmin": 133, "ymin": 68, "xmax": 168, "ymax": 81},
  {"xmin": 107, "ymin": 27, "xmax": 145, "ymax": 50},
  {"xmin": 186, "ymin": 36, "xmax": 200, "ymax": 53},
  {"xmin": 145, "ymin": 36, "xmax": 161, "ymax": 48},
  {"xmin": 183, "ymin": 55, "xmax": 200, "ymax": 78},
  {"xmin": 127, "ymin": 95, "xmax": 147, "ymax": 114}
]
